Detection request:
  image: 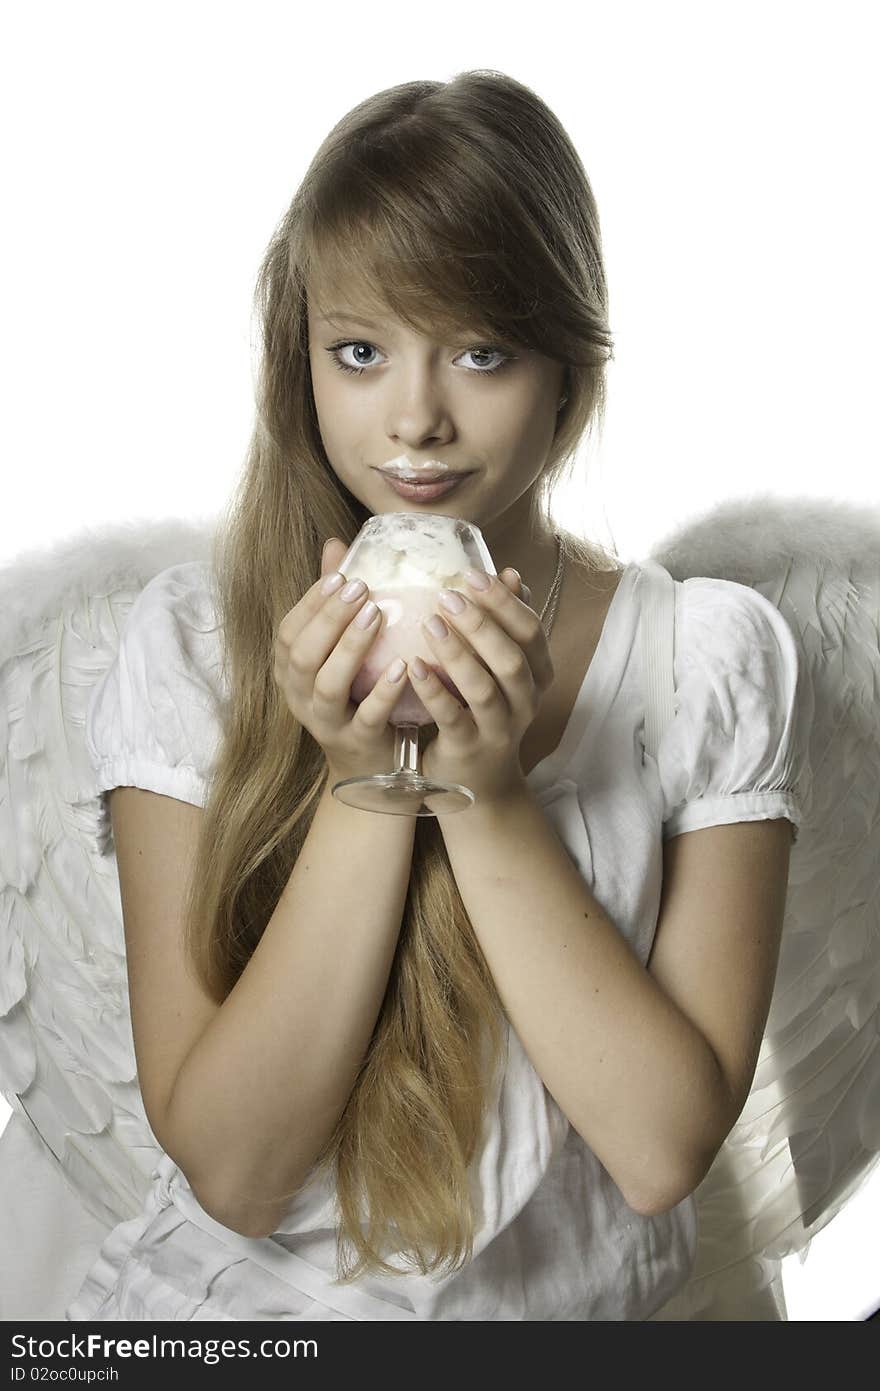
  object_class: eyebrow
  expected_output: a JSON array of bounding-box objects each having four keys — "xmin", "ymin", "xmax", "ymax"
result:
[
  {"xmin": 316, "ymin": 313, "xmax": 384, "ymax": 330},
  {"xmin": 315, "ymin": 313, "xmax": 499, "ymax": 344}
]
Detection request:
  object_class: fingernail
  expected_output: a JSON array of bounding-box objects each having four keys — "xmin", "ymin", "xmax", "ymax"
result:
[
  {"xmin": 321, "ymin": 572, "xmax": 344, "ymax": 595},
  {"xmin": 438, "ymin": 588, "xmax": 465, "ymax": 613},
  {"xmin": 424, "ymin": 614, "xmax": 449, "ymax": 638},
  {"xmin": 411, "ymin": 656, "xmax": 429, "ymax": 680},
  {"xmin": 354, "ymin": 600, "xmax": 379, "ymax": 628},
  {"xmin": 386, "ymin": 656, "xmax": 406, "ymax": 682},
  {"xmin": 340, "ymin": 578, "xmax": 367, "ymax": 602},
  {"xmin": 464, "ymin": 569, "xmax": 491, "ymax": 590}
]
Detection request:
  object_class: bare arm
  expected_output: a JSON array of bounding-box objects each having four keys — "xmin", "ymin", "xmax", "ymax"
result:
[
  {"xmin": 436, "ymin": 782, "xmax": 792, "ymax": 1216},
  {"xmin": 115, "ymin": 780, "xmax": 417, "ymax": 1238}
]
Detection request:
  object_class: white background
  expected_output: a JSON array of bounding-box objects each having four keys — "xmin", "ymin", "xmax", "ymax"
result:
[{"xmin": 1, "ymin": 0, "xmax": 878, "ymax": 1319}]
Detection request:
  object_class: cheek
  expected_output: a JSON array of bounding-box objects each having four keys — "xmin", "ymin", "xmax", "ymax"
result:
[
  {"xmin": 309, "ymin": 375, "xmax": 372, "ymax": 480},
  {"xmin": 309, "ymin": 352, "xmax": 332, "ymax": 406},
  {"xmin": 310, "ymin": 361, "xmax": 349, "ymax": 438},
  {"xmin": 309, "ymin": 368, "xmax": 344, "ymax": 460},
  {"xmin": 501, "ymin": 387, "xmax": 558, "ymax": 460},
  {"xmin": 309, "ymin": 342, "xmax": 346, "ymax": 397}
]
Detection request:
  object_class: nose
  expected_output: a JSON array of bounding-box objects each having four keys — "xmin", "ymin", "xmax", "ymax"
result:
[{"xmin": 385, "ymin": 367, "xmax": 454, "ymax": 451}]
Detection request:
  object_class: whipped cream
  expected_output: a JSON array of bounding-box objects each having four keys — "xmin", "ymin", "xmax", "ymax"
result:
[
  {"xmin": 343, "ymin": 513, "xmax": 494, "ymax": 589},
  {"xmin": 380, "ymin": 454, "xmax": 452, "ymax": 481}
]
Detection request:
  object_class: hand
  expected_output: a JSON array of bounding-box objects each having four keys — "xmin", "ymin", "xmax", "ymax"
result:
[
  {"xmin": 273, "ymin": 538, "xmax": 403, "ymax": 785},
  {"xmin": 411, "ymin": 569, "xmax": 553, "ymax": 806}
]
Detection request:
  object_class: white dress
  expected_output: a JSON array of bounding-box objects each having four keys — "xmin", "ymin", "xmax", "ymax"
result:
[{"xmin": 60, "ymin": 557, "xmax": 802, "ymax": 1321}]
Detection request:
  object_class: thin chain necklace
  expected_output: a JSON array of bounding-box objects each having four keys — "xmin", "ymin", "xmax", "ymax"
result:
[{"xmin": 538, "ymin": 531, "xmax": 565, "ymax": 639}]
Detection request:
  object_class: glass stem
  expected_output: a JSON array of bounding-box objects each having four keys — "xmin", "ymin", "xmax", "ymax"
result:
[{"xmin": 393, "ymin": 723, "xmax": 420, "ymax": 776}]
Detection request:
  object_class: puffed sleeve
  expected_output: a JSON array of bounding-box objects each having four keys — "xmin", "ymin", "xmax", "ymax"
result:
[
  {"xmin": 657, "ymin": 576, "xmax": 804, "ymax": 843},
  {"xmin": 85, "ymin": 561, "xmax": 228, "ymax": 833}
]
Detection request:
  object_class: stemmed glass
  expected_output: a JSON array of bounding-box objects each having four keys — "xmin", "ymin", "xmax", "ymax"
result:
[{"xmin": 330, "ymin": 512, "xmax": 496, "ymax": 817}]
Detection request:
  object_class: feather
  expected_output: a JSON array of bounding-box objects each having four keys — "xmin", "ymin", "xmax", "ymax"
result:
[
  {"xmin": 0, "ymin": 526, "xmax": 203, "ymax": 1228},
  {"xmin": 649, "ymin": 492, "xmax": 880, "ymax": 1318}
]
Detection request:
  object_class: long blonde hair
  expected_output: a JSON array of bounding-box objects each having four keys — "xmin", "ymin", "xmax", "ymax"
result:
[{"xmin": 182, "ymin": 69, "xmax": 615, "ymax": 1282}]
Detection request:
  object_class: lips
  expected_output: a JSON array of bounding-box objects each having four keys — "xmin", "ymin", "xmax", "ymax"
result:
[
  {"xmin": 379, "ymin": 473, "xmax": 471, "ymax": 501},
  {"xmin": 377, "ymin": 468, "xmax": 468, "ymax": 483}
]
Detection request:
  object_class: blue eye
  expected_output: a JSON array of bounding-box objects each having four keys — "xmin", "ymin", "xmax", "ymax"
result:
[
  {"xmin": 325, "ymin": 342, "xmax": 382, "ymax": 374},
  {"xmin": 325, "ymin": 340, "xmax": 515, "ymax": 378},
  {"xmin": 459, "ymin": 347, "xmax": 509, "ymax": 373}
]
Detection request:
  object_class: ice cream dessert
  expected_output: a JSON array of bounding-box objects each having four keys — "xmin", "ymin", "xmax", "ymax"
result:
[{"xmin": 341, "ymin": 513, "xmax": 496, "ymax": 725}]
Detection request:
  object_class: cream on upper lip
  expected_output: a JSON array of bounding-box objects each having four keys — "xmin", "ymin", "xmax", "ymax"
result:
[{"xmin": 379, "ymin": 455, "xmax": 462, "ymax": 481}]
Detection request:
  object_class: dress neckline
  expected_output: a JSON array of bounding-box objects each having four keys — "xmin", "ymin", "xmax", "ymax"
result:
[{"xmin": 525, "ymin": 561, "xmax": 639, "ymax": 794}]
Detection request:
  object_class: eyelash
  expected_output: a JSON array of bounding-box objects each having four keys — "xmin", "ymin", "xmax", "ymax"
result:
[{"xmin": 325, "ymin": 340, "xmax": 516, "ymax": 377}]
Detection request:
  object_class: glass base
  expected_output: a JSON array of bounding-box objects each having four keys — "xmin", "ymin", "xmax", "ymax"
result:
[{"xmin": 331, "ymin": 770, "xmax": 475, "ymax": 817}]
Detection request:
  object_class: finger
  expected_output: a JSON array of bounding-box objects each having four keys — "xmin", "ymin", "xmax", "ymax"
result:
[
  {"xmin": 321, "ymin": 536, "xmax": 349, "ymax": 577},
  {"xmin": 499, "ymin": 567, "xmax": 530, "ymax": 604},
  {"xmin": 496, "ymin": 566, "xmax": 534, "ymax": 609},
  {"xmin": 407, "ymin": 653, "xmax": 478, "ymax": 740},
  {"xmin": 276, "ymin": 576, "xmax": 372, "ymax": 708},
  {"xmin": 418, "ymin": 606, "xmax": 520, "ymax": 741},
  {"xmin": 276, "ymin": 538, "xmax": 351, "ymax": 649},
  {"xmin": 350, "ymin": 650, "xmax": 411, "ymax": 733},
  {"xmin": 309, "ymin": 582, "xmax": 386, "ymax": 714},
  {"xmin": 448, "ymin": 574, "xmax": 552, "ymax": 693}
]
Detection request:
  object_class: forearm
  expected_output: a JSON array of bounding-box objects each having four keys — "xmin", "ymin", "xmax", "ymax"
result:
[
  {"xmin": 165, "ymin": 780, "xmax": 417, "ymax": 1235},
  {"xmin": 439, "ymin": 782, "xmax": 730, "ymax": 1215}
]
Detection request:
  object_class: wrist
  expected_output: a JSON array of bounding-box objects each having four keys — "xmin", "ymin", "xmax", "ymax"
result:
[
  {"xmin": 322, "ymin": 766, "xmax": 420, "ymax": 825},
  {"xmin": 438, "ymin": 773, "xmax": 533, "ymax": 823}
]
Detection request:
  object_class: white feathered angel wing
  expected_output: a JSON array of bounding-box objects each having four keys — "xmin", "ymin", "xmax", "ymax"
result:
[
  {"xmin": 0, "ymin": 516, "xmax": 217, "ymax": 1230},
  {"xmin": 647, "ymin": 493, "xmax": 880, "ymax": 1318}
]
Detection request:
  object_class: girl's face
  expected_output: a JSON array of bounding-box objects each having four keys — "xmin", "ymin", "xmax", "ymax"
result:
[{"xmin": 306, "ymin": 282, "xmax": 566, "ymax": 537}]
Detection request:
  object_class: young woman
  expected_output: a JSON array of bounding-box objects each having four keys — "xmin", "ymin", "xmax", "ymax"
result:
[{"xmin": 67, "ymin": 70, "xmax": 801, "ymax": 1321}]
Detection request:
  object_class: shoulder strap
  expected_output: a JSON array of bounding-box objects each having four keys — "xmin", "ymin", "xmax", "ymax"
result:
[{"xmin": 638, "ymin": 559, "xmax": 677, "ymax": 763}]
